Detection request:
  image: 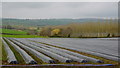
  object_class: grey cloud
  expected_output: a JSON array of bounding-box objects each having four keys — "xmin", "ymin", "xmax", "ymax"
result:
[
  {"xmin": 2, "ymin": 2, "xmax": 118, "ymax": 19},
  {"xmin": 2, "ymin": 2, "xmax": 54, "ymax": 9}
]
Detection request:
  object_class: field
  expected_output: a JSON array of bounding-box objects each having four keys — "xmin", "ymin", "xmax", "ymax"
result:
[
  {"xmin": 0, "ymin": 28, "xmax": 119, "ymax": 68},
  {"xmin": 2, "ymin": 35, "xmax": 47, "ymax": 38},
  {"xmin": 1, "ymin": 28, "xmax": 47, "ymax": 38},
  {"xmin": 1, "ymin": 37, "xmax": 119, "ymax": 68},
  {"xmin": 1, "ymin": 28, "xmax": 27, "ymax": 35}
]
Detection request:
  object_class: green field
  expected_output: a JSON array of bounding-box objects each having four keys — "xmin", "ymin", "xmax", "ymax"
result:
[
  {"xmin": 1, "ymin": 28, "xmax": 47, "ymax": 38},
  {"xmin": 2, "ymin": 34, "xmax": 47, "ymax": 38},
  {"xmin": 1, "ymin": 28, "xmax": 27, "ymax": 35}
]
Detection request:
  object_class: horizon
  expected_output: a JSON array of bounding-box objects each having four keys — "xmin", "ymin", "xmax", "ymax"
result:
[{"xmin": 1, "ymin": 17, "xmax": 118, "ymax": 20}]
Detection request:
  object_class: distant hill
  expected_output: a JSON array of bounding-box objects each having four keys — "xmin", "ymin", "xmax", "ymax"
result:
[{"xmin": 2, "ymin": 18, "xmax": 116, "ymax": 27}]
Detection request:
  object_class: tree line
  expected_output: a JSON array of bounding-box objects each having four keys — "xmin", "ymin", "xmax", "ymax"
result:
[{"xmin": 39, "ymin": 21, "xmax": 119, "ymax": 38}]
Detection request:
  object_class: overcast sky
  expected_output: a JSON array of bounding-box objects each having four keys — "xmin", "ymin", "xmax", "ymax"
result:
[{"xmin": 2, "ymin": 2, "xmax": 118, "ymax": 19}]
